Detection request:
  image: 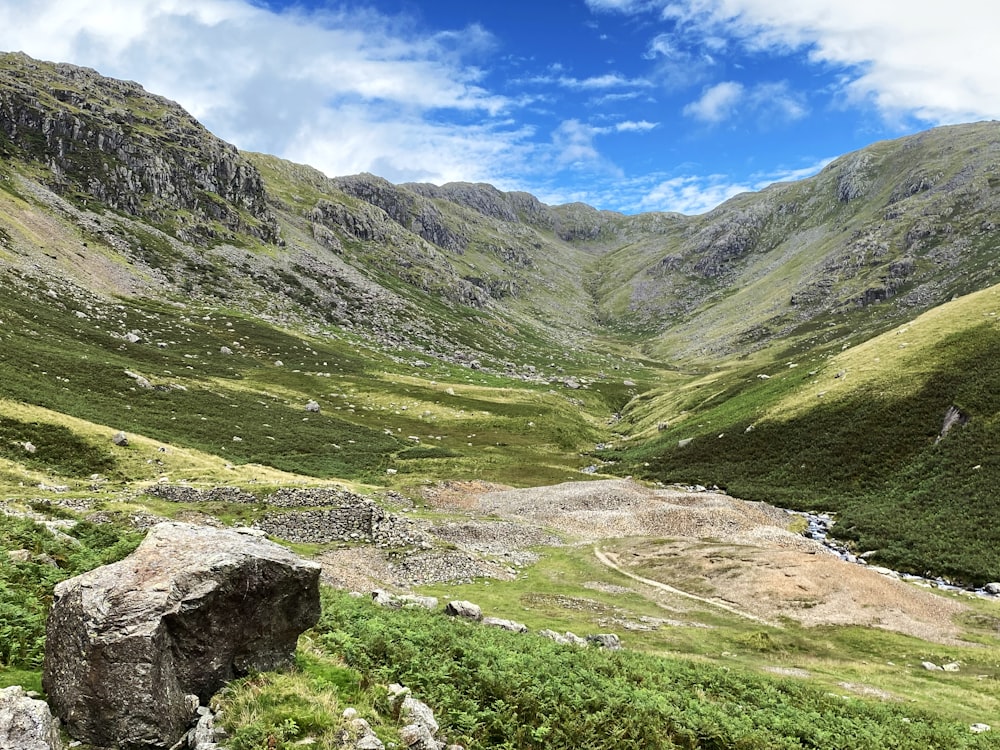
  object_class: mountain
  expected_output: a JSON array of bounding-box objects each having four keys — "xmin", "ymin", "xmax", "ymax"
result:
[
  {"xmin": 4, "ymin": 50, "xmax": 1000, "ymax": 748},
  {"xmin": 2, "ymin": 50, "xmax": 1000, "ymax": 582}
]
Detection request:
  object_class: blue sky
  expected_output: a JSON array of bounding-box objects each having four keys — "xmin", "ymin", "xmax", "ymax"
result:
[{"xmin": 0, "ymin": 0, "xmax": 997, "ymax": 214}]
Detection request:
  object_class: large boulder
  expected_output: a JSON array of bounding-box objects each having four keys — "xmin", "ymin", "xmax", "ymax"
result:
[
  {"xmin": 0, "ymin": 685, "xmax": 62, "ymax": 750},
  {"xmin": 43, "ymin": 522, "xmax": 322, "ymax": 750}
]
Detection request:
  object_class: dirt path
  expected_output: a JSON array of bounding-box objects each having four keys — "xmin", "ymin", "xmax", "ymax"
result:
[{"xmin": 594, "ymin": 548, "xmax": 773, "ymax": 625}]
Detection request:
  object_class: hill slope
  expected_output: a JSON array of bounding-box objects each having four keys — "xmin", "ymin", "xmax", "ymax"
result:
[{"xmin": 0, "ymin": 50, "xmax": 999, "ymax": 584}]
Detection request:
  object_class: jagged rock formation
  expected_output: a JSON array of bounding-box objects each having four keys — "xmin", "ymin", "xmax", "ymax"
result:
[
  {"xmin": 0, "ymin": 52, "xmax": 279, "ymax": 245},
  {"xmin": 42, "ymin": 522, "xmax": 321, "ymax": 750}
]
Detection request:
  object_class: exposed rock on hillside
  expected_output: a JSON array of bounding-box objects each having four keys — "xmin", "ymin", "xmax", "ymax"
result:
[
  {"xmin": 3, "ymin": 51, "xmax": 1000, "ymax": 368},
  {"xmin": 0, "ymin": 52, "xmax": 279, "ymax": 245},
  {"xmin": 43, "ymin": 522, "xmax": 321, "ymax": 750}
]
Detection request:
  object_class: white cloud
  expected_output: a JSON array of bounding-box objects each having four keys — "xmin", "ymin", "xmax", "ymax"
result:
[
  {"xmin": 660, "ymin": 0, "xmax": 1000, "ymax": 124},
  {"xmin": 615, "ymin": 120, "xmax": 658, "ymax": 132},
  {"xmin": 644, "ymin": 33, "xmax": 676, "ymax": 59},
  {"xmin": 638, "ymin": 175, "xmax": 752, "ymax": 214},
  {"xmin": 683, "ymin": 81, "xmax": 744, "ymax": 122},
  {"xmin": 585, "ymin": 0, "xmax": 658, "ymax": 11},
  {"xmin": 557, "ymin": 73, "xmax": 654, "ymax": 90},
  {"xmin": 0, "ymin": 0, "xmax": 522, "ymax": 185},
  {"xmin": 683, "ymin": 80, "xmax": 807, "ymax": 124},
  {"xmin": 538, "ymin": 157, "xmax": 832, "ymax": 216},
  {"xmin": 286, "ymin": 107, "xmax": 537, "ymax": 186}
]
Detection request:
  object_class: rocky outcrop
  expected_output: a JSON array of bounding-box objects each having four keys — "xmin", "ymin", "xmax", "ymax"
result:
[
  {"xmin": 43, "ymin": 522, "xmax": 321, "ymax": 750},
  {"xmin": 333, "ymin": 174, "xmax": 467, "ymax": 252},
  {"xmin": 388, "ymin": 684, "xmax": 447, "ymax": 750},
  {"xmin": 0, "ymin": 686, "xmax": 62, "ymax": 750},
  {"xmin": 444, "ymin": 600, "xmax": 483, "ymax": 621},
  {"xmin": 0, "ymin": 52, "xmax": 279, "ymax": 245}
]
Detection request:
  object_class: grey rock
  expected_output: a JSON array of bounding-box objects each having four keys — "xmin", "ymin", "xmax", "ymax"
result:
[
  {"xmin": 191, "ymin": 707, "xmax": 216, "ymax": 748},
  {"xmin": 219, "ymin": 346, "xmax": 233, "ymax": 355},
  {"xmin": 7, "ymin": 549, "xmax": 32, "ymax": 563},
  {"xmin": 0, "ymin": 685, "xmax": 62, "ymax": 750},
  {"xmin": 971, "ymin": 723, "xmax": 992, "ymax": 733},
  {"xmin": 539, "ymin": 629, "xmax": 569, "ymax": 645},
  {"xmin": 43, "ymin": 522, "xmax": 321, "ymax": 750},
  {"xmin": 372, "ymin": 590, "xmax": 438, "ymax": 610},
  {"xmin": 124, "ymin": 332, "xmax": 142, "ymax": 344},
  {"xmin": 399, "ymin": 723, "xmax": 438, "ymax": 749},
  {"xmin": 984, "ymin": 582, "xmax": 1000, "ymax": 595},
  {"xmin": 402, "ymin": 695, "xmax": 439, "ymax": 734},
  {"xmin": 348, "ymin": 717, "xmax": 384, "ymax": 750},
  {"xmin": 444, "ymin": 600, "xmax": 483, "ymax": 621},
  {"xmin": 587, "ymin": 633, "xmax": 622, "ymax": 650},
  {"xmin": 387, "ymin": 683, "xmax": 411, "ymax": 709},
  {"xmin": 481, "ymin": 617, "xmax": 528, "ymax": 633},
  {"xmin": 111, "ymin": 430, "xmax": 129, "ymax": 446},
  {"xmin": 942, "ymin": 662, "xmax": 960, "ymax": 672},
  {"xmin": 305, "ymin": 399, "xmax": 321, "ymax": 413},
  {"xmin": 23, "ymin": 441, "xmax": 36, "ymax": 454},
  {"xmin": 921, "ymin": 661, "xmax": 941, "ymax": 671}
]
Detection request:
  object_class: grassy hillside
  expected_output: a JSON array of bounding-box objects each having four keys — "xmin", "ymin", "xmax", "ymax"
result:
[{"xmin": 614, "ymin": 283, "xmax": 1000, "ymax": 584}]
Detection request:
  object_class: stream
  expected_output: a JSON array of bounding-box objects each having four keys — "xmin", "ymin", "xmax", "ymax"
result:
[{"xmin": 790, "ymin": 510, "xmax": 1000, "ymax": 600}]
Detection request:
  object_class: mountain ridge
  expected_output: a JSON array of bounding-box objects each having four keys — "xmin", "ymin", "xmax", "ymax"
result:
[{"xmin": 1, "ymin": 51, "xmax": 999, "ymax": 584}]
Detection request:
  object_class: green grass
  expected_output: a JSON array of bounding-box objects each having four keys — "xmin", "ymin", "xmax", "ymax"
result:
[
  {"xmin": 0, "ymin": 280, "xmax": 622, "ymax": 488},
  {"xmin": 311, "ymin": 589, "xmax": 1000, "ymax": 750},
  {"xmin": 0, "ymin": 513, "xmax": 143, "ymax": 672},
  {"xmin": 613, "ymin": 297, "xmax": 1000, "ymax": 584}
]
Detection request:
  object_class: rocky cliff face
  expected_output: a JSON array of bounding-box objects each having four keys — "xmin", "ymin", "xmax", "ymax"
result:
[{"xmin": 0, "ymin": 52, "xmax": 279, "ymax": 246}]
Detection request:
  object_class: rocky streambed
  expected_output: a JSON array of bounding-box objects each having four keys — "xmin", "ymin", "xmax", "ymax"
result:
[{"xmin": 793, "ymin": 510, "xmax": 1000, "ymax": 599}]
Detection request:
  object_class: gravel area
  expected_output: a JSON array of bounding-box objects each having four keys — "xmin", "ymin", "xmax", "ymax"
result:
[{"xmin": 475, "ymin": 479, "xmax": 794, "ymax": 542}]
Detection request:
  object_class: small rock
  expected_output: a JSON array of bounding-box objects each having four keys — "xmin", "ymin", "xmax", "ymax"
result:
[
  {"xmin": 372, "ymin": 590, "xmax": 438, "ymax": 610},
  {"xmin": 445, "ymin": 601, "xmax": 482, "ymax": 621},
  {"xmin": 399, "ymin": 723, "xmax": 436, "ymax": 749},
  {"xmin": 921, "ymin": 661, "xmax": 941, "ymax": 671},
  {"xmin": 400, "ymin": 695, "xmax": 439, "ymax": 736},
  {"xmin": 984, "ymin": 582, "xmax": 1000, "ymax": 595},
  {"xmin": 219, "ymin": 346, "xmax": 233, "ymax": 355},
  {"xmin": 23, "ymin": 441, "xmax": 36, "ymax": 454},
  {"xmin": 7, "ymin": 549, "xmax": 32, "ymax": 563},
  {"xmin": 305, "ymin": 400, "xmax": 321, "ymax": 413},
  {"xmin": 539, "ymin": 629, "xmax": 569, "ymax": 645},
  {"xmin": 971, "ymin": 723, "xmax": 991, "ymax": 733},
  {"xmin": 587, "ymin": 633, "xmax": 622, "ymax": 650},
  {"xmin": 942, "ymin": 662, "xmax": 960, "ymax": 672},
  {"xmin": 111, "ymin": 431, "xmax": 129, "ymax": 447},
  {"xmin": 0, "ymin": 684, "xmax": 63, "ymax": 750},
  {"xmin": 481, "ymin": 617, "xmax": 527, "ymax": 633}
]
